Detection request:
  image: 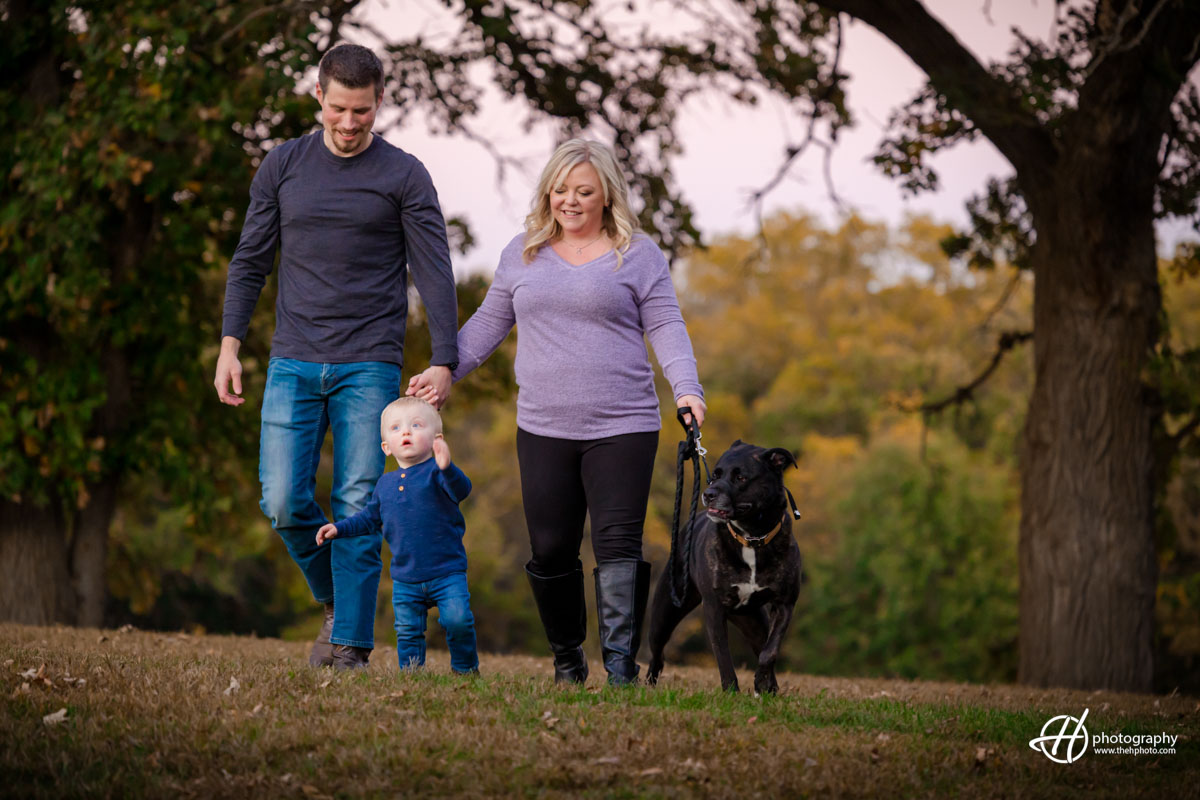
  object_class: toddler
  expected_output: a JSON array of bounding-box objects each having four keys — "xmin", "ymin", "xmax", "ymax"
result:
[{"xmin": 317, "ymin": 397, "xmax": 479, "ymax": 673}]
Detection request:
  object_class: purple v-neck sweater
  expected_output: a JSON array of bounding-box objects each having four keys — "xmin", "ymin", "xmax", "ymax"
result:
[{"xmin": 452, "ymin": 233, "xmax": 704, "ymax": 440}]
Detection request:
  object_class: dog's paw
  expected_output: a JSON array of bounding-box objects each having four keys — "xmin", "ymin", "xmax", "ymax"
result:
[{"xmin": 753, "ymin": 674, "xmax": 779, "ymax": 695}]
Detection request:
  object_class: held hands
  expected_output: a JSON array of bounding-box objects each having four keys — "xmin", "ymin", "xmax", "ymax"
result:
[
  {"xmin": 406, "ymin": 365, "xmax": 453, "ymax": 409},
  {"xmin": 677, "ymin": 394, "xmax": 707, "ymax": 428},
  {"xmin": 433, "ymin": 435, "xmax": 451, "ymax": 470},
  {"xmin": 315, "ymin": 523, "xmax": 338, "ymax": 546}
]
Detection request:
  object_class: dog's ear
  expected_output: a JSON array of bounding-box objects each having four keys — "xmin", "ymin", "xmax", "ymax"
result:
[
  {"xmin": 763, "ymin": 447, "xmax": 797, "ymax": 472},
  {"xmin": 731, "ymin": 439, "xmax": 745, "ymax": 448}
]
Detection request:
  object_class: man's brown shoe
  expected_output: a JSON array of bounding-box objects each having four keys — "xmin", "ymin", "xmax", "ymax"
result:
[
  {"xmin": 331, "ymin": 644, "xmax": 371, "ymax": 671},
  {"xmin": 308, "ymin": 603, "xmax": 335, "ymax": 667}
]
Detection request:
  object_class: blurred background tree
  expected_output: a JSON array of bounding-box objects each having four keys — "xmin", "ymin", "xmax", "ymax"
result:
[{"xmin": 0, "ymin": 0, "xmax": 346, "ymax": 626}]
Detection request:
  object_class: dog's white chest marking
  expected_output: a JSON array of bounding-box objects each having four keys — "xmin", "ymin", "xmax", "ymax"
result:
[{"xmin": 734, "ymin": 546, "xmax": 766, "ymax": 607}]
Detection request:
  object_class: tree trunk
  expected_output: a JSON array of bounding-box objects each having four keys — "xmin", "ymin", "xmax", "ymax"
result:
[
  {"xmin": 1018, "ymin": 168, "xmax": 1160, "ymax": 691},
  {"xmin": 71, "ymin": 478, "xmax": 118, "ymax": 628},
  {"xmin": 0, "ymin": 499, "xmax": 75, "ymax": 624}
]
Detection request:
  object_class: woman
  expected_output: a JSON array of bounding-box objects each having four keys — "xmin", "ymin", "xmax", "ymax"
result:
[{"xmin": 408, "ymin": 139, "xmax": 705, "ymax": 685}]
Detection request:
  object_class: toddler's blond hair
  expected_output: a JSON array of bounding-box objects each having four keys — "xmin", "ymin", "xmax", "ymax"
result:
[{"xmin": 379, "ymin": 397, "xmax": 443, "ymax": 437}]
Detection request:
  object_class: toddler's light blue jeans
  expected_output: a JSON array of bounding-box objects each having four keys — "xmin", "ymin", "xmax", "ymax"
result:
[{"xmin": 392, "ymin": 571, "xmax": 479, "ymax": 673}]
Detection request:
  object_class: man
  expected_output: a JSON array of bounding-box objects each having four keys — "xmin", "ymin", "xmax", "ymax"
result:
[{"xmin": 214, "ymin": 44, "xmax": 458, "ymax": 669}]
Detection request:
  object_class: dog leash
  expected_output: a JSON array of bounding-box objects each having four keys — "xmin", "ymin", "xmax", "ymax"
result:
[{"xmin": 669, "ymin": 407, "xmax": 709, "ymax": 607}]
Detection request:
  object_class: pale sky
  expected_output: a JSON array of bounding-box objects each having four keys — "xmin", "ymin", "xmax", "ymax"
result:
[{"xmin": 352, "ymin": 0, "xmax": 1194, "ymax": 276}]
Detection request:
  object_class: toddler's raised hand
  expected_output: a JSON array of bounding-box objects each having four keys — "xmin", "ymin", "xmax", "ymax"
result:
[
  {"xmin": 433, "ymin": 435, "xmax": 451, "ymax": 470},
  {"xmin": 315, "ymin": 523, "xmax": 338, "ymax": 545}
]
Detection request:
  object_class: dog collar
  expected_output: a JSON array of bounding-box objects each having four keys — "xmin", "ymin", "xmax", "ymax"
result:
[{"xmin": 724, "ymin": 514, "xmax": 786, "ymax": 548}]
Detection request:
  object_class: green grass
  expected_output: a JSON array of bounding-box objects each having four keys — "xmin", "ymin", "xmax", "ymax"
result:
[{"xmin": 1, "ymin": 624, "xmax": 1196, "ymax": 798}]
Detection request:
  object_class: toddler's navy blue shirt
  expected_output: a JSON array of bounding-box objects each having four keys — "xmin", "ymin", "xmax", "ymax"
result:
[{"xmin": 334, "ymin": 457, "xmax": 471, "ymax": 583}]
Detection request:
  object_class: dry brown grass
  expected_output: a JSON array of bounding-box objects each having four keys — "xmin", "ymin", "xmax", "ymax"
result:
[{"xmin": 1, "ymin": 623, "xmax": 1196, "ymax": 798}]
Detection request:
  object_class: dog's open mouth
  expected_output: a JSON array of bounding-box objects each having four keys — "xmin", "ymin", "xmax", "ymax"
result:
[{"xmin": 706, "ymin": 507, "xmax": 732, "ymax": 521}]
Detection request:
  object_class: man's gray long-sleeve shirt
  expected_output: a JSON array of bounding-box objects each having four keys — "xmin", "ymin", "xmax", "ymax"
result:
[{"xmin": 221, "ymin": 131, "xmax": 458, "ymax": 368}]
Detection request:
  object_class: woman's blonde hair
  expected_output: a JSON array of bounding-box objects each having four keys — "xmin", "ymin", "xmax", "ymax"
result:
[{"xmin": 523, "ymin": 139, "xmax": 639, "ymax": 267}]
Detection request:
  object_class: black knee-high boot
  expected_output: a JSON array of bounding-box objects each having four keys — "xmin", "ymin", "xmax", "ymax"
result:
[
  {"xmin": 594, "ymin": 559, "xmax": 651, "ymax": 686},
  {"xmin": 526, "ymin": 561, "xmax": 589, "ymax": 684}
]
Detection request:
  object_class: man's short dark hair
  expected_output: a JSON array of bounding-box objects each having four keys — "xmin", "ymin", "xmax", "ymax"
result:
[{"xmin": 318, "ymin": 44, "xmax": 384, "ymax": 97}]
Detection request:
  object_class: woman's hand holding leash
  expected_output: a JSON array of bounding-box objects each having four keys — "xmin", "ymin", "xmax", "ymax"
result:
[{"xmin": 677, "ymin": 394, "xmax": 706, "ymax": 428}]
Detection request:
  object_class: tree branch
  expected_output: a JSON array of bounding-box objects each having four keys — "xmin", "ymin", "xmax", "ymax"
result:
[
  {"xmin": 902, "ymin": 330, "xmax": 1033, "ymax": 415},
  {"xmin": 816, "ymin": 0, "xmax": 1056, "ymax": 173},
  {"xmin": 1170, "ymin": 411, "xmax": 1200, "ymax": 450}
]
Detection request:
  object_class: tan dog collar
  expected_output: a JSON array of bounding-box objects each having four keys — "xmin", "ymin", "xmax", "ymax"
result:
[{"xmin": 724, "ymin": 513, "xmax": 787, "ymax": 548}]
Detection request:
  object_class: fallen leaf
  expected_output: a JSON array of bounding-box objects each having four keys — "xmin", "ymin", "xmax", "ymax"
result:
[
  {"xmin": 3, "ymin": 659, "xmax": 13, "ymax": 667},
  {"xmin": 318, "ymin": 679, "xmax": 332, "ymax": 689},
  {"xmin": 876, "ymin": 732, "xmax": 891, "ymax": 743},
  {"xmin": 638, "ymin": 767, "xmax": 664, "ymax": 777},
  {"xmin": 804, "ymin": 757, "xmax": 818, "ymax": 768},
  {"xmin": 577, "ymin": 717, "xmax": 587, "ymax": 729},
  {"xmin": 223, "ymin": 676, "xmax": 240, "ymax": 696},
  {"xmin": 117, "ymin": 624, "xmax": 135, "ymax": 634},
  {"xmin": 679, "ymin": 758, "xmax": 705, "ymax": 771},
  {"xmin": 747, "ymin": 716, "xmax": 758, "ymax": 725},
  {"xmin": 591, "ymin": 756, "xmax": 620, "ymax": 765},
  {"xmin": 42, "ymin": 708, "xmax": 68, "ymax": 726},
  {"xmin": 388, "ymin": 691, "xmax": 405, "ymax": 699},
  {"xmin": 251, "ymin": 703, "xmax": 264, "ymax": 715}
]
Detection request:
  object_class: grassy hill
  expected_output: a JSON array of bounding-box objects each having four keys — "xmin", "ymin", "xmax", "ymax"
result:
[{"xmin": 1, "ymin": 623, "xmax": 1195, "ymax": 798}]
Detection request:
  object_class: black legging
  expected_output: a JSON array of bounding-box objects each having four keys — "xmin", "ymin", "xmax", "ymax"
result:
[{"xmin": 516, "ymin": 427, "xmax": 659, "ymax": 575}]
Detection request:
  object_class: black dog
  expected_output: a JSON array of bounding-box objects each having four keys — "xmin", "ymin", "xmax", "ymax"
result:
[{"xmin": 646, "ymin": 440, "xmax": 801, "ymax": 693}]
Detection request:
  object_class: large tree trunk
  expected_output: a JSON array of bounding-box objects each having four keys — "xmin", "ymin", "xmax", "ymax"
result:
[
  {"xmin": 1019, "ymin": 159, "xmax": 1160, "ymax": 691},
  {"xmin": 71, "ymin": 478, "xmax": 119, "ymax": 628},
  {"xmin": 0, "ymin": 499, "xmax": 75, "ymax": 624}
]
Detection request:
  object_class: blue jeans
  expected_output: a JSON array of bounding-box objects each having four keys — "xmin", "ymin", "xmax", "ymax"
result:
[
  {"xmin": 259, "ymin": 357, "xmax": 401, "ymax": 649},
  {"xmin": 392, "ymin": 571, "xmax": 479, "ymax": 673}
]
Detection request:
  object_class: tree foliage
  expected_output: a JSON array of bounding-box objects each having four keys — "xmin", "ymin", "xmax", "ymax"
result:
[
  {"xmin": 2, "ymin": 0, "xmax": 319, "ymax": 506},
  {"xmin": 0, "ymin": 0, "xmax": 347, "ymax": 623}
]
